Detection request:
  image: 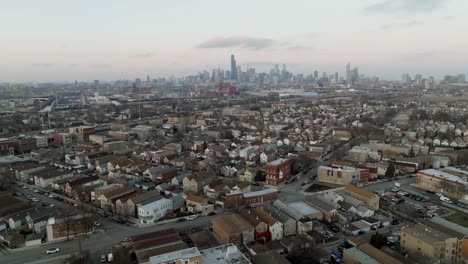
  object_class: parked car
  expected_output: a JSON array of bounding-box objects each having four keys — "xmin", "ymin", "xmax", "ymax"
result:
[
  {"xmin": 94, "ymin": 222, "xmax": 101, "ymax": 227},
  {"xmin": 440, "ymin": 196, "xmax": 452, "ymax": 204},
  {"xmin": 177, "ymin": 218, "xmax": 186, "ymax": 222},
  {"xmin": 207, "ymin": 211, "xmax": 216, "ymax": 216},
  {"xmin": 42, "ymin": 202, "xmax": 49, "ymax": 207},
  {"xmin": 32, "ymin": 198, "xmax": 39, "ymax": 203},
  {"xmin": 101, "ymin": 255, "xmax": 107, "ymax": 263},
  {"xmin": 391, "ymin": 187, "xmax": 400, "ymax": 193},
  {"xmin": 46, "ymin": 248, "xmax": 60, "ymax": 254},
  {"xmin": 186, "ymin": 215, "xmax": 197, "ymax": 220}
]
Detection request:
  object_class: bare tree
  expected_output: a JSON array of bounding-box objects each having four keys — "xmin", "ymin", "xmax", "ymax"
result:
[
  {"xmin": 0, "ymin": 172, "xmax": 13, "ymax": 191},
  {"xmin": 57, "ymin": 207, "xmax": 73, "ymax": 241}
]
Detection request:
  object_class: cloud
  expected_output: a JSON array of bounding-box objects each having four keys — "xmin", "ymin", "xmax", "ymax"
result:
[
  {"xmin": 32, "ymin": 63, "xmax": 54, "ymax": 68},
  {"xmin": 379, "ymin": 20, "xmax": 424, "ymax": 30},
  {"xmin": 197, "ymin": 37, "xmax": 275, "ymax": 50},
  {"xmin": 90, "ymin": 64, "xmax": 112, "ymax": 69},
  {"xmin": 132, "ymin": 52, "xmax": 153, "ymax": 58},
  {"xmin": 364, "ymin": 0, "xmax": 444, "ymax": 14},
  {"xmin": 287, "ymin": 45, "xmax": 314, "ymax": 51},
  {"xmin": 400, "ymin": 51, "xmax": 440, "ymax": 62},
  {"xmin": 442, "ymin": 15, "xmax": 455, "ymax": 21}
]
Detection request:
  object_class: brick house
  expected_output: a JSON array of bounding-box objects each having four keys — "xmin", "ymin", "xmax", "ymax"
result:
[{"xmin": 265, "ymin": 158, "xmax": 291, "ymax": 185}]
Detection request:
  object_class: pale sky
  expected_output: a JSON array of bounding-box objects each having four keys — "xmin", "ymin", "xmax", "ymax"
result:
[{"xmin": 0, "ymin": 0, "xmax": 467, "ymax": 82}]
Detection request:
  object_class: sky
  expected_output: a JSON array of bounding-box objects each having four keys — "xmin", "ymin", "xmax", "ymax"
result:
[{"xmin": 0, "ymin": 0, "xmax": 467, "ymax": 82}]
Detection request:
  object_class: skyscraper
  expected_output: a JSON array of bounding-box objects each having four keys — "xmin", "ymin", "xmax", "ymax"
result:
[
  {"xmin": 313, "ymin": 70, "xmax": 319, "ymax": 79},
  {"xmin": 230, "ymin": 55, "xmax": 237, "ymax": 81},
  {"xmin": 346, "ymin": 62, "xmax": 351, "ymax": 84},
  {"xmin": 353, "ymin": 67, "xmax": 359, "ymax": 83}
]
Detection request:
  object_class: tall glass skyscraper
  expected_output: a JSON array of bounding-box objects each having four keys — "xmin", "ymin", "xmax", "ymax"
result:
[{"xmin": 230, "ymin": 55, "xmax": 237, "ymax": 81}]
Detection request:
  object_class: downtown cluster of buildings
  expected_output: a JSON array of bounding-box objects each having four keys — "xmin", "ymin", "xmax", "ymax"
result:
[{"xmin": 0, "ymin": 67, "xmax": 467, "ymax": 263}]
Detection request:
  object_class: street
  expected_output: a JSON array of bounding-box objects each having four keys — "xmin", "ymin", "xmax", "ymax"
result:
[{"xmin": 2, "ymin": 213, "xmax": 213, "ymax": 264}]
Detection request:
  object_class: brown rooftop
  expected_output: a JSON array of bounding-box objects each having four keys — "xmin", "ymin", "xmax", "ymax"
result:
[
  {"xmin": 345, "ymin": 184, "xmax": 376, "ymax": 200},
  {"xmin": 212, "ymin": 213, "xmax": 253, "ymax": 234}
]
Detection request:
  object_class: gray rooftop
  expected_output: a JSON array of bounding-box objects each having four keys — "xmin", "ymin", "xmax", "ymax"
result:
[{"xmin": 200, "ymin": 244, "xmax": 250, "ymax": 264}]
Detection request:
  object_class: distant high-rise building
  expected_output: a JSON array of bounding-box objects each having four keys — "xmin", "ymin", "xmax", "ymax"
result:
[
  {"xmin": 135, "ymin": 78, "xmax": 142, "ymax": 87},
  {"xmin": 334, "ymin": 72, "xmax": 339, "ymax": 82},
  {"xmin": 313, "ymin": 70, "xmax": 319, "ymax": 79},
  {"xmin": 230, "ymin": 55, "xmax": 237, "ymax": 81},
  {"xmin": 94, "ymin": 80, "xmax": 99, "ymax": 88},
  {"xmin": 457, "ymin": 74, "xmax": 466, "ymax": 83},
  {"xmin": 353, "ymin": 67, "xmax": 359, "ymax": 83},
  {"xmin": 401, "ymin": 73, "xmax": 410, "ymax": 83},
  {"xmin": 146, "ymin": 75, "xmax": 150, "ymax": 83},
  {"xmin": 346, "ymin": 62, "xmax": 351, "ymax": 84}
]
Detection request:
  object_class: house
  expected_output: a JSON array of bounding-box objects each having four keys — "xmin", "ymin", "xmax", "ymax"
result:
[
  {"xmin": 262, "ymin": 203, "xmax": 296, "ymax": 236},
  {"xmin": 171, "ymin": 173, "xmax": 190, "ymax": 187},
  {"xmin": 243, "ymin": 189, "xmax": 279, "ymax": 206},
  {"xmin": 344, "ymin": 184, "xmax": 380, "ymax": 210},
  {"xmin": 240, "ymin": 168, "xmax": 258, "ymax": 183},
  {"xmin": 265, "ymin": 159, "xmax": 291, "ymax": 185},
  {"xmin": 240, "ymin": 146, "xmax": 255, "ymax": 160},
  {"xmin": 186, "ymin": 194, "xmax": 214, "ymax": 215},
  {"xmin": 63, "ymin": 175, "xmax": 99, "ymax": 197},
  {"xmin": 212, "ymin": 213, "xmax": 254, "ymax": 245},
  {"xmin": 182, "ymin": 173, "xmax": 216, "ymax": 194},
  {"xmin": 95, "ymin": 185, "xmax": 135, "ymax": 211},
  {"xmin": 143, "ymin": 165, "xmax": 177, "ymax": 183},
  {"xmin": 124, "ymin": 190, "xmax": 162, "ymax": 217},
  {"xmin": 254, "ymin": 207, "xmax": 284, "ymax": 241},
  {"xmin": 32, "ymin": 168, "xmax": 75, "ymax": 188},
  {"xmin": 137, "ymin": 195, "xmax": 172, "ymax": 224},
  {"xmin": 240, "ymin": 209, "xmax": 269, "ymax": 242},
  {"xmin": 304, "ymin": 196, "xmax": 338, "ymax": 223}
]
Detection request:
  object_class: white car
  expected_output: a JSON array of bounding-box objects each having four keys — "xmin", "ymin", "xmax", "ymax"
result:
[
  {"xmin": 94, "ymin": 221, "xmax": 101, "ymax": 227},
  {"xmin": 186, "ymin": 215, "xmax": 197, "ymax": 220},
  {"xmin": 46, "ymin": 248, "xmax": 60, "ymax": 254},
  {"xmin": 32, "ymin": 198, "xmax": 39, "ymax": 202}
]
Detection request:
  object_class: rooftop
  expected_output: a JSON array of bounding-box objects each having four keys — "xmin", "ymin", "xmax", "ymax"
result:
[
  {"xmin": 418, "ymin": 169, "xmax": 467, "ymax": 184},
  {"xmin": 344, "ymin": 184, "xmax": 376, "ymax": 200},
  {"xmin": 243, "ymin": 188, "xmax": 277, "ymax": 198},
  {"xmin": 149, "ymin": 247, "xmax": 201, "ymax": 264},
  {"xmin": 268, "ymin": 158, "xmax": 288, "ymax": 166},
  {"xmin": 200, "ymin": 244, "xmax": 250, "ymax": 264},
  {"xmin": 287, "ymin": 201, "xmax": 321, "ymax": 216}
]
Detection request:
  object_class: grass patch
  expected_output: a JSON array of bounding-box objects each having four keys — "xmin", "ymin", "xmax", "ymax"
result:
[{"xmin": 445, "ymin": 213, "xmax": 468, "ymax": 228}]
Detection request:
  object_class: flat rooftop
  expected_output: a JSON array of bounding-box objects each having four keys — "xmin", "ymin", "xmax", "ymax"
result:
[
  {"xmin": 149, "ymin": 247, "xmax": 201, "ymax": 264},
  {"xmin": 287, "ymin": 201, "xmax": 320, "ymax": 216},
  {"xmin": 200, "ymin": 244, "xmax": 250, "ymax": 264}
]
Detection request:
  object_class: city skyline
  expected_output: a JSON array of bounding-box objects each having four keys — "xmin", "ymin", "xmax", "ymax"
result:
[{"xmin": 1, "ymin": 0, "xmax": 468, "ymax": 82}]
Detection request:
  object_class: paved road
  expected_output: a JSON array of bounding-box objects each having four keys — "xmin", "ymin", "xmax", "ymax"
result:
[{"xmin": 2, "ymin": 214, "xmax": 213, "ymax": 264}]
